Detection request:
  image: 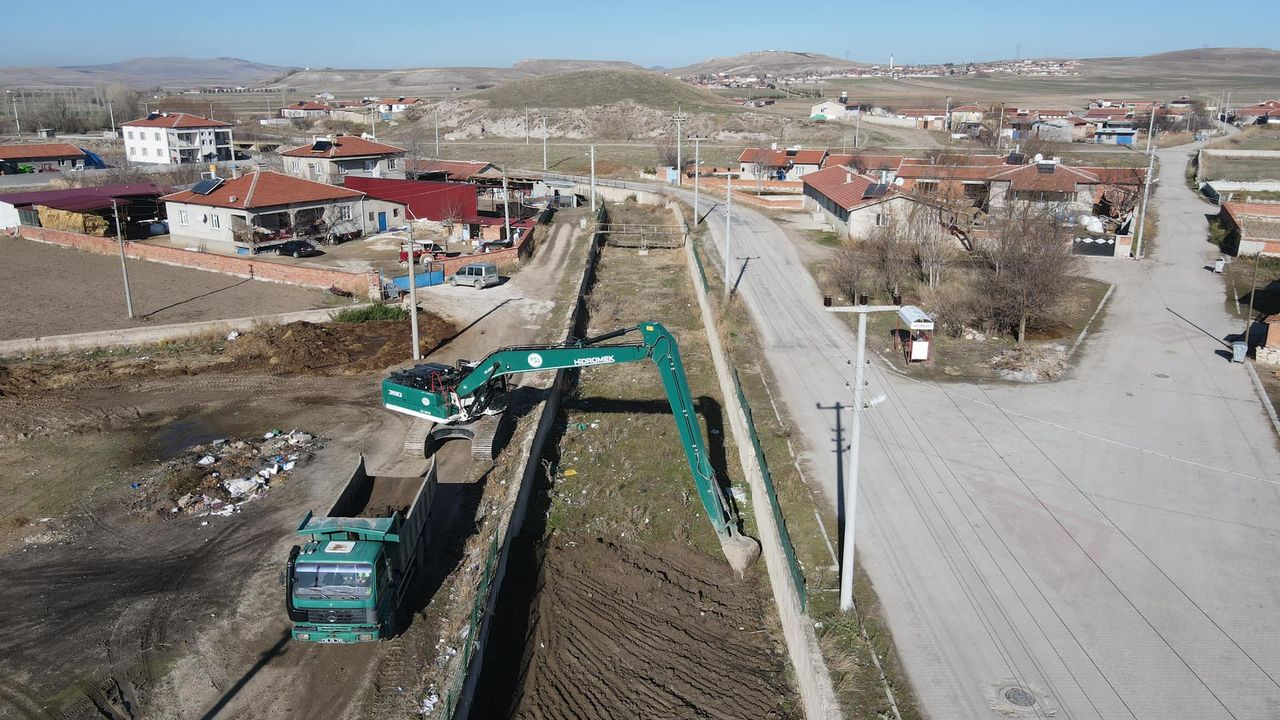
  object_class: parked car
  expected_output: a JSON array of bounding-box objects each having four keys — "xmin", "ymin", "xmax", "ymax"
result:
[
  {"xmin": 273, "ymin": 240, "xmax": 320, "ymax": 258},
  {"xmin": 448, "ymin": 262, "xmax": 501, "ymax": 289}
]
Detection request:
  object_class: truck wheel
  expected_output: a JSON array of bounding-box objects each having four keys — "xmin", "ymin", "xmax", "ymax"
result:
[
  {"xmin": 449, "ymin": 277, "xmax": 458, "ymax": 286},
  {"xmin": 474, "ymin": 280, "xmax": 484, "ymax": 290}
]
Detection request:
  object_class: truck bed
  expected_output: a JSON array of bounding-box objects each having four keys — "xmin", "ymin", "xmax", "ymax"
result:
[{"xmin": 327, "ymin": 458, "xmax": 428, "ymax": 519}]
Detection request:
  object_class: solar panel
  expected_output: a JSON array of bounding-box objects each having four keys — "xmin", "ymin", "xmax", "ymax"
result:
[
  {"xmin": 863, "ymin": 183, "xmax": 889, "ymax": 199},
  {"xmin": 311, "ymin": 140, "xmax": 332, "ymax": 152},
  {"xmin": 1036, "ymin": 163, "xmax": 1056, "ymax": 174},
  {"xmin": 191, "ymin": 178, "xmax": 224, "ymax": 195},
  {"xmin": 1007, "ymin": 152, "xmax": 1025, "ymax": 165}
]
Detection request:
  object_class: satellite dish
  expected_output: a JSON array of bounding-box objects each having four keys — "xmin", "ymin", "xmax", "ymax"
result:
[
  {"xmin": 893, "ymin": 177, "xmax": 905, "ymax": 186},
  {"xmin": 1033, "ymin": 153, "xmax": 1044, "ymax": 163}
]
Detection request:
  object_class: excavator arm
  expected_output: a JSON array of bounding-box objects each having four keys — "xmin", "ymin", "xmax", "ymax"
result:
[{"xmin": 382, "ymin": 323, "xmax": 759, "ymax": 569}]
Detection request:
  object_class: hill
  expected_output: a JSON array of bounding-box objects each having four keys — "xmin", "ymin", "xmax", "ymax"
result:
[
  {"xmin": 673, "ymin": 50, "xmax": 868, "ymax": 77},
  {"xmin": 471, "ymin": 69, "xmax": 730, "ymax": 111},
  {"xmin": 0, "ymin": 56, "xmax": 286, "ymax": 88},
  {"xmin": 1079, "ymin": 47, "xmax": 1280, "ymax": 80},
  {"xmin": 513, "ymin": 59, "xmax": 644, "ymax": 74}
]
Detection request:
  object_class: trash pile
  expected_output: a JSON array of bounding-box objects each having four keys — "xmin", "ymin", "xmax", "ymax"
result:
[
  {"xmin": 135, "ymin": 429, "xmax": 322, "ymax": 518},
  {"xmin": 990, "ymin": 344, "xmax": 1068, "ymax": 383}
]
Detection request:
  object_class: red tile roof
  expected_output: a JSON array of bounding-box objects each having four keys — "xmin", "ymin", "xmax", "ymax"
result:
[
  {"xmin": 802, "ymin": 165, "xmax": 902, "ymax": 211},
  {"xmin": 376, "ymin": 97, "xmax": 422, "ymax": 105},
  {"xmin": 412, "ymin": 159, "xmax": 494, "ymax": 181},
  {"xmin": 283, "ymin": 101, "xmax": 332, "ymax": 112},
  {"xmin": 790, "ymin": 149, "xmax": 827, "ymax": 165},
  {"xmin": 122, "ymin": 112, "xmax": 231, "ymax": 128},
  {"xmin": 281, "ymin": 135, "xmax": 405, "ymax": 159},
  {"xmin": 987, "ymin": 163, "xmax": 1097, "ymax": 192},
  {"xmin": 1222, "ymin": 201, "xmax": 1280, "ymax": 219},
  {"xmin": 738, "ymin": 148, "xmax": 789, "ymax": 167},
  {"xmin": 162, "ymin": 171, "xmax": 364, "ymax": 210},
  {"xmin": 0, "ymin": 143, "xmax": 86, "ymax": 161},
  {"xmin": 898, "ymin": 108, "xmax": 947, "ymax": 117},
  {"xmin": 951, "ymin": 105, "xmax": 985, "ymax": 112}
]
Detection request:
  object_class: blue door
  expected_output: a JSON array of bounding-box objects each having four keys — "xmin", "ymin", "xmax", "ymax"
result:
[{"xmin": 377, "ymin": 212, "xmax": 388, "ymax": 231}]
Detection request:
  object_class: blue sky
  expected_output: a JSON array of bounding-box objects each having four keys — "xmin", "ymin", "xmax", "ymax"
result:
[{"xmin": 4, "ymin": 0, "xmax": 1277, "ymax": 68}]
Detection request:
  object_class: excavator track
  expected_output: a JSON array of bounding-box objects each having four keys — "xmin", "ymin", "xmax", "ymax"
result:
[
  {"xmin": 403, "ymin": 417, "xmax": 435, "ymax": 458},
  {"xmin": 466, "ymin": 414, "xmax": 501, "ymax": 461}
]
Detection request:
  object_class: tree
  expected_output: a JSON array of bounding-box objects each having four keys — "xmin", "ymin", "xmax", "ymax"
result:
[
  {"xmin": 976, "ymin": 201, "xmax": 1080, "ymax": 343},
  {"xmin": 865, "ymin": 204, "xmax": 915, "ymax": 299},
  {"xmin": 830, "ymin": 242, "xmax": 870, "ymax": 303}
]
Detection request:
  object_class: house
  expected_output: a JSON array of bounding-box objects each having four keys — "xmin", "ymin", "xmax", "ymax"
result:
[
  {"xmin": 1234, "ymin": 100, "xmax": 1280, "ymax": 124},
  {"xmin": 0, "ymin": 143, "xmax": 86, "ymax": 173},
  {"xmin": 787, "ymin": 148, "xmax": 828, "ymax": 179},
  {"xmin": 810, "ymin": 94, "xmax": 861, "ymax": 122},
  {"xmin": 802, "ymin": 165, "xmax": 947, "ymax": 241},
  {"xmin": 738, "ymin": 147, "xmax": 790, "ymax": 181},
  {"xmin": 374, "ymin": 97, "xmax": 423, "ymax": 116},
  {"xmin": 162, "ymin": 171, "xmax": 403, "ymax": 253},
  {"xmin": 122, "ymin": 112, "xmax": 233, "ymax": 165},
  {"xmin": 1093, "ymin": 126, "xmax": 1138, "ymax": 145},
  {"xmin": 280, "ymin": 101, "xmax": 333, "ymax": 119},
  {"xmin": 0, "ymin": 183, "xmax": 164, "ymax": 234},
  {"xmin": 1219, "ymin": 201, "xmax": 1280, "ymax": 256},
  {"xmin": 280, "ymin": 135, "xmax": 407, "ymax": 184},
  {"xmin": 949, "ymin": 104, "xmax": 985, "ymax": 128},
  {"xmin": 897, "ymin": 108, "xmax": 949, "ymax": 130}
]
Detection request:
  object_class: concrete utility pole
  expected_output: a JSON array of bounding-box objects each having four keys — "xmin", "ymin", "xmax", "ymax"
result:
[
  {"xmin": 675, "ymin": 103, "xmax": 683, "ymax": 184},
  {"xmin": 370, "ymin": 104, "xmax": 376, "ymax": 140},
  {"xmin": 825, "ymin": 302, "xmax": 899, "ymax": 612},
  {"xmin": 692, "ymin": 137, "xmax": 703, "ymax": 224},
  {"xmin": 501, "ymin": 169, "xmax": 512, "ymax": 243},
  {"xmin": 589, "ymin": 144, "xmax": 597, "ymax": 213},
  {"xmin": 1134, "ymin": 149, "xmax": 1156, "ymax": 259},
  {"xmin": 1243, "ymin": 251, "xmax": 1262, "ymax": 345},
  {"xmin": 724, "ymin": 172, "xmax": 733, "ymax": 297},
  {"xmin": 944, "ymin": 96, "xmax": 952, "ymax": 132},
  {"xmin": 11, "ymin": 98, "xmax": 19, "ymax": 134},
  {"xmin": 854, "ymin": 107, "xmax": 861, "ymax": 149},
  {"xmin": 403, "ymin": 212, "xmax": 421, "ymax": 360},
  {"xmin": 434, "ymin": 105, "xmax": 440, "ymax": 157},
  {"xmin": 111, "ymin": 199, "xmax": 135, "ymax": 318},
  {"xmin": 541, "ymin": 116, "xmax": 548, "ymax": 171},
  {"xmin": 1144, "ymin": 108, "xmax": 1157, "ymax": 153},
  {"xmin": 525, "ymin": 106, "xmax": 530, "ymax": 145},
  {"xmin": 107, "ymin": 100, "xmax": 116, "ymax": 134}
]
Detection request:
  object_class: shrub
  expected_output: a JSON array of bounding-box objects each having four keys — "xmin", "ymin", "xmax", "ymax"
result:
[{"xmin": 332, "ymin": 303, "xmax": 407, "ymax": 323}]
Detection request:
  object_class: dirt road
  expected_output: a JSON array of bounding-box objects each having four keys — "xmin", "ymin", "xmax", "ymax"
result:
[{"xmin": 0, "ymin": 236, "xmax": 332, "ymax": 340}]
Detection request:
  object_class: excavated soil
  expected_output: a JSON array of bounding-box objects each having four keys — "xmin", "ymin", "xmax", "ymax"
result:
[{"xmin": 481, "ymin": 537, "xmax": 798, "ymax": 720}]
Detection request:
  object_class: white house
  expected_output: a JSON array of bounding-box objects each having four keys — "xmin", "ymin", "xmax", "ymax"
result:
[
  {"xmin": 162, "ymin": 171, "xmax": 403, "ymax": 253},
  {"xmin": 280, "ymin": 101, "xmax": 333, "ymax": 119},
  {"xmin": 122, "ymin": 112, "xmax": 233, "ymax": 165},
  {"xmin": 810, "ymin": 96, "xmax": 860, "ymax": 122},
  {"xmin": 373, "ymin": 97, "xmax": 423, "ymax": 116}
]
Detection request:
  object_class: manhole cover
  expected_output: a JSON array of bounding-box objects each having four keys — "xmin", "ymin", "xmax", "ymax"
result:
[{"xmin": 1004, "ymin": 687, "xmax": 1036, "ymax": 707}]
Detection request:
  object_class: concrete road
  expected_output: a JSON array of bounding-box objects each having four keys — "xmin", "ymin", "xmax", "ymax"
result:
[{"xmin": 659, "ymin": 142, "xmax": 1280, "ymax": 720}]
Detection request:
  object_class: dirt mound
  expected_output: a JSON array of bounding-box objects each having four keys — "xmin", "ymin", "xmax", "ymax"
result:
[
  {"xmin": 502, "ymin": 538, "xmax": 797, "ymax": 720},
  {"xmin": 225, "ymin": 321, "xmax": 359, "ymax": 369}
]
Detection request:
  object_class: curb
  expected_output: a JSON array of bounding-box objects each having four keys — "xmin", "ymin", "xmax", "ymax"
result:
[{"xmin": 1245, "ymin": 361, "xmax": 1280, "ymax": 438}]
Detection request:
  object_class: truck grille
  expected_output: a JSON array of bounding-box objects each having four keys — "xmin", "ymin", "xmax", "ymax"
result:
[{"xmin": 305, "ymin": 607, "xmax": 372, "ymax": 624}]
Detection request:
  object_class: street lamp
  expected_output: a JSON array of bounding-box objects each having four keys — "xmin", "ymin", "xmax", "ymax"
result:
[{"xmin": 825, "ymin": 299, "xmax": 900, "ymax": 612}]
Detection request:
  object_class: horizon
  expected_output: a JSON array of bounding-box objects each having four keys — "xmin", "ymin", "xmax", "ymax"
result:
[{"xmin": 3, "ymin": 0, "xmax": 1279, "ymax": 69}]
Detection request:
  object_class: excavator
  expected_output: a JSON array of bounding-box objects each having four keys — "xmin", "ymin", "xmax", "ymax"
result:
[{"xmin": 380, "ymin": 322, "xmax": 760, "ymax": 572}]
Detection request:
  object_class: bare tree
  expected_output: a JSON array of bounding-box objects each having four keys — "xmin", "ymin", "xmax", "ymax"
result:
[
  {"xmin": 830, "ymin": 242, "xmax": 870, "ymax": 302},
  {"xmin": 911, "ymin": 203, "xmax": 956, "ymax": 289},
  {"xmin": 976, "ymin": 201, "xmax": 1080, "ymax": 343},
  {"xmin": 865, "ymin": 205, "xmax": 915, "ymax": 299}
]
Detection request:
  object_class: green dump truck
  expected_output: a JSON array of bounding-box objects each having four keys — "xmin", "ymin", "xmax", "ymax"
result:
[{"xmin": 285, "ymin": 456, "xmax": 436, "ymax": 643}]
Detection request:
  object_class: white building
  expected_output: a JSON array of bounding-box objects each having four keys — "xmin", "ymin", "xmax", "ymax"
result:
[
  {"xmin": 122, "ymin": 112, "xmax": 233, "ymax": 165},
  {"xmin": 280, "ymin": 135, "xmax": 406, "ymax": 184}
]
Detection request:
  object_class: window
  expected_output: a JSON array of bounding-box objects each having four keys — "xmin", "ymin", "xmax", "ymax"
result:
[
  {"xmin": 393, "ymin": 208, "xmax": 399, "ymax": 218},
  {"xmin": 387, "ymin": 158, "xmax": 397, "ymax": 169},
  {"xmin": 154, "ymin": 132, "xmax": 160, "ymax": 141},
  {"xmin": 874, "ymin": 212, "xmax": 888, "ymax": 227},
  {"xmin": 210, "ymin": 214, "xmax": 221, "ymax": 229},
  {"xmin": 129, "ymin": 146, "xmax": 135, "ymax": 156},
  {"xmin": 179, "ymin": 209, "xmax": 189, "ymax": 225},
  {"xmin": 368, "ymin": 212, "xmax": 375, "ymax": 222},
  {"xmin": 337, "ymin": 206, "xmax": 352, "ymax": 220},
  {"xmin": 126, "ymin": 130, "xmax": 133, "ymax": 139}
]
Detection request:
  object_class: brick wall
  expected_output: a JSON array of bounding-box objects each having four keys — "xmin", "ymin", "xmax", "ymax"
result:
[{"xmin": 19, "ymin": 225, "xmax": 381, "ymax": 299}]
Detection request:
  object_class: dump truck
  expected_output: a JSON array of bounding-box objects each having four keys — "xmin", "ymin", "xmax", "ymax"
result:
[{"xmin": 285, "ymin": 455, "xmax": 436, "ymax": 643}]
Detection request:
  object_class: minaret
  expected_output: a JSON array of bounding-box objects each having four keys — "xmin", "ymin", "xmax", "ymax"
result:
[{"xmin": 889, "ymin": 54, "xmax": 894, "ymax": 72}]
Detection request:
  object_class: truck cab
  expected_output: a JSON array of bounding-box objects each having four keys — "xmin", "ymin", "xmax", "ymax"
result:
[{"xmin": 287, "ymin": 516, "xmax": 400, "ymax": 643}]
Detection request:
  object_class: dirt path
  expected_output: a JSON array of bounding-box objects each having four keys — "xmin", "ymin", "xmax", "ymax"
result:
[{"xmin": 0, "ymin": 236, "xmax": 332, "ymax": 340}]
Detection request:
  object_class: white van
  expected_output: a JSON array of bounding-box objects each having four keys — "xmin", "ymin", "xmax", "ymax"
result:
[{"xmin": 448, "ymin": 262, "xmax": 501, "ymax": 289}]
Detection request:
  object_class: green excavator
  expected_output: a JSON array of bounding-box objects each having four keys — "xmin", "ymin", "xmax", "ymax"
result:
[{"xmin": 380, "ymin": 322, "xmax": 760, "ymax": 571}]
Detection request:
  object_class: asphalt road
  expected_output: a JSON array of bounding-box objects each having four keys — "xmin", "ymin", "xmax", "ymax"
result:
[{"xmin": 661, "ymin": 141, "xmax": 1280, "ymax": 720}]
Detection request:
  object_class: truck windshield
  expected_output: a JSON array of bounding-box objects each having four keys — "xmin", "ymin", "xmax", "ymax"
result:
[{"xmin": 293, "ymin": 562, "xmax": 373, "ymax": 599}]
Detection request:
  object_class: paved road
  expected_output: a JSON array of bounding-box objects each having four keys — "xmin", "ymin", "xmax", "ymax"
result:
[{"xmin": 661, "ymin": 141, "xmax": 1280, "ymax": 719}]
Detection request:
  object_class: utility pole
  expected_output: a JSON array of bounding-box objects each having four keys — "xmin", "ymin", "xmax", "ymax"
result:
[
  {"xmin": 370, "ymin": 104, "xmax": 376, "ymax": 140},
  {"xmin": 404, "ymin": 212, "xmax": 421, "ymax": 360},
  {"xmin": 11, "ymin": 98, "xmax": 19, "ymax": 135},
  {"xmin": 675, "ymin": 102, "xmax": 683, "ymax": 184},
  {"xmin": 825, "ymin": 302, "xmax": 899, "ymax": 612},
  {"xmin": 525, "ymin": 106, "xmax": 530, "ymax": 145},
  {"xmin": 854, "ymin": 107, "xmax": 861, "ymax": 149},
  {"xmin": 107, "ymin": 99, "xmax": 116, "ymax": 134},
  {"xmin": 944, "ymin": 96, "xmax": 952, "ymax": 132},
  {"xmin": 1143, "ymin": 108, "xmax": 1156, "ymax": 153},
  {"xmin": 1134, "ymin": 149, "xmax": 1156, "ymax": 259},
  {"xmin": 724, "ymin": 172, "xmax": 733, "ymax": 297},
  {"xmin": 501, "ymin": 169, "xmax": 511, "ymax": 244},
  {"xmin": 434, "ymin": 105, "xmax": 440, "ymax": 156},
  {"xmin": 111, "ymin": 200, "xmax": 135, "ymax": 318},
  {"xmin": 541, "ymin": 116, "xmax": 548, "ymax": 171},
  {"xmin": 692, "ymin": 137, "xmax": 702, "ymax": 224},
  {"xmin": 589, "ymin": 144, "xmax": 596, "ymax": 213},
  {"xmin": 995, "ymin": 103, "xmax": 1005, "ymax": 152},
  {"xmin": 1243, "ymin": 251, "xmax": 1262, "ymax": 345}
]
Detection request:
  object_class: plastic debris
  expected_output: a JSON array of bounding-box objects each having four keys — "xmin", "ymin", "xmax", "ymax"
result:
[
  {"xmin": 563, "ymin": 468, "xmax": 578, "ymax": 477},
  {"xmin": 197, "ymin": 455, "xmax": 216, "ymax": 466},
  {"xmin": 226, "ymin": 330, "xmax": 240, "ymax": 341},
  {"xmin": 223, "ymin": 478, "xmax": 261, "ymax": 498}
]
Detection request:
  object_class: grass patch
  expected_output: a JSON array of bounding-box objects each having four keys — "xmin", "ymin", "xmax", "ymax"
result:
[
  {"xmin": 331, "ymin": 303, "xmax": 407, "ymax": 323},
  {"xmin": 1208, "ymin": 125, "xmax": 1280, "ymax": 151},
  {"xmin": 1222, "ymin": 254, "xmax": 1280, "ymax": 320},
  {"xmin": 473, "ymin": 70, "xmax": 731, "ymax": 113},
  {"xmin": 809, "ymin": 229, "xmax": 844, "ymax": 248}
]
